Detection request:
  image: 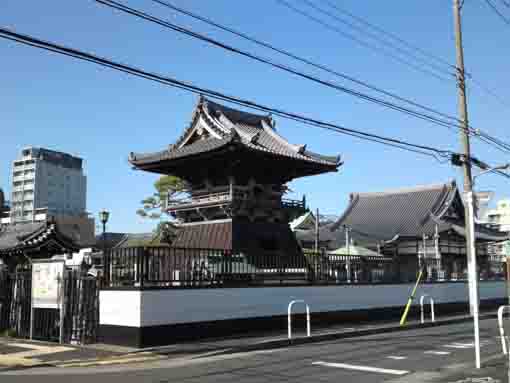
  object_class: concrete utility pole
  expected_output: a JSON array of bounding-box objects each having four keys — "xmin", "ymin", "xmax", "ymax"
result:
[
  {"xmin": 344, "ymin": 225, "xmax": 351, "ymax": 283},
  {"xmin": 315, "ymin": 208, "xmax": 319, "ymax": 252},
  {"xmin": 453, "ymin": 0, "xmax": 481, "ymax": 369}
]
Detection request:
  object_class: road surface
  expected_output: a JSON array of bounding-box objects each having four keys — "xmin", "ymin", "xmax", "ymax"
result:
[{"xmin": 2, "ymin": 318, "xmax": 507, "ymax": 383}]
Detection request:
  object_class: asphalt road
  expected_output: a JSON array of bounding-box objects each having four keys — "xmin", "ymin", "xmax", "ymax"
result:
[{"xmin": 2, "ymin": 318, "xmax": 508, "ymax": 383}]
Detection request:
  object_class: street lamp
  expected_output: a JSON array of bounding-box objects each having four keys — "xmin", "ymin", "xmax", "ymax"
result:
[
  {"xmin": 466, "ymin": 163, "xmax": 509, "ymax": 369},
  {"xmin": 99, "ymin": 209, "xmax": 110, "ymax": 257}
]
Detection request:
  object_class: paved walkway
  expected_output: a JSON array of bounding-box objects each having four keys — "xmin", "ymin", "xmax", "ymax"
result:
[{"xmin": 0, "ymin": 339, "xmax": 121, "ymax": 370}]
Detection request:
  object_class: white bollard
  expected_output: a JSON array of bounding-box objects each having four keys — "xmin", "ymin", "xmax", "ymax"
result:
[
  {"xmin": 420, "ymin": 295, "xmax": 435, "ymax": 324},
  {"xmin": 288, "ymin": 300, "xmax": 311, "ymax": 340},
  {"xmin": 498, "ymin": 305, "xmax": 510, "ymax": 355}
]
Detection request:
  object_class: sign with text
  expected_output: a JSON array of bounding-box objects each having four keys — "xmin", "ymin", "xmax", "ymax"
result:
[{"xmin": 32, "ymin": 260, "xmax": 65, "ymax": 309}]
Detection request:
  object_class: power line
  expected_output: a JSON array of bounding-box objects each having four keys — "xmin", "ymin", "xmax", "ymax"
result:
[
  {"xmin": 314, "ymin": 0, "xmax": 510, "ymax": 144},
  {"xmin": 148, "ymin": 0, "xmax": 462, "ymax": 129},
  {"xmin": 98, "ymin": 0, "xmax": 510, "ymax": 156},
  {"xmin": 485, "ymin": 0, "xmax": 510, "ymax": 26},
  {"xmin": 299, "ymin": 0, "xmax": 454, "ymax": 77},
  {"xmin": 319, "ymin": 0, "xmax": 456, "ymax": 71},
  {"xmin": 0, "ymin": 26, "xmax": 454, "ymax": 162},
  {"xmin": 274, "ymin": 0, "xmax": 455, "ymax": 84},
  {"xmin": 468, "ymin": 76, "xmax": 510, "ymax": 111},
  {"xmin": 275, "ymin": 0, "xmax": 510, "ymax": 152},
  {"xmin": 95, "ymin": 0, "xmax": 465, "ymax": 133}
]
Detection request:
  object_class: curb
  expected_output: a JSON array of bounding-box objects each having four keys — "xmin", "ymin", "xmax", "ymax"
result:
[{"xmin": 206, "ymin": 312, "xmax": 498, "ymax": 356}]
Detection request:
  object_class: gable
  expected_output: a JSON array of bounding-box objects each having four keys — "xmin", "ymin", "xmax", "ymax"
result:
[
  {"xmin": 438, "ymin": 188, "xmax": 465, "ymax": 222},
  {"xmin": 179, "ymin": 116, "xmax": 222, "ymax": 148}
]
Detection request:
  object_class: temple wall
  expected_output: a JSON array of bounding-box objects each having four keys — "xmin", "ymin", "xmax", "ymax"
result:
[{"xmin": 99, "ymin": 281, "xmax": 506, "ymax": 347}]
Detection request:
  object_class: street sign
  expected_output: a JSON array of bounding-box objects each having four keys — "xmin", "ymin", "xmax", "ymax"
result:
[{"xmin": 31, "ymin": 260, "xmax": 65, "ymax": 309}]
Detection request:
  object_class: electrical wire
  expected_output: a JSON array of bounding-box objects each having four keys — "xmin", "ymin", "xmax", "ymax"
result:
[
  {"xmin": 148, "ymin": 0, "xmax": 461, "ymax": 127},
  {"xmin": 299, "ymin": 0, "xmax": 454, "ymax": 77},
  {"xmin": 485, "ymin": 0, "xmax": 510, "ymax": 26},
  {"xmin": 99, "ymin": 0, "xmax": 510, "ymax": 156},
  {"xmin": 468, "ymin": 76, "xmax": 510, "ymax": 111},
  {"xmin": 0, "ymin": 26, "xmax": 454, "ymax": 162},
  {"xmin": 274, "ymin": 0, "xmax": 455, "ymax": 84},
  {"xmin": 95, "ymin": 0, "xmax": 462, "ymax": 133},
  {"xmin": 319, "ymin": 0, "xmax": 456, "ymax": 71}
]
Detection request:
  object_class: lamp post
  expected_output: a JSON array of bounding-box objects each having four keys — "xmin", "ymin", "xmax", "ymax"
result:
[
  {"xmin": 466, "ymin": 163, "xmax": 510, "ymax": 369},
  {"xmin": 99, "ymin": 209, "xmax": 110, "ymax": 257}
]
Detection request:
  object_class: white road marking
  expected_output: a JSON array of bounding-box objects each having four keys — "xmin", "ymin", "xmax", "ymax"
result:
[
  {"xmin": 6, "ymin": 343, "xmax": 74, "ymax": 358},
  {"xmin": 312, "ymin": 361, "xmax": 409, "ymax": 375},
  {"xmin": 444, "ymin": 344, "xmax": 471, "ymax": 349},
  {"xmin": 424, "ymin": 351, "xmax": 451, "ymax": 355},
  {"xmin": 443, "ymin": 341, "xmax": 491, "ymax": 350},
  {"xmin": 387, "ymin": 355, "xmax": 407, "ymax": 360}
]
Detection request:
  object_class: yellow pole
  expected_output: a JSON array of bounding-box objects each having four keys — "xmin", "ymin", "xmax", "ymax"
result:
[{"xmin": 400, "ymin": 270, "xmax": 423, "ymax": 326}]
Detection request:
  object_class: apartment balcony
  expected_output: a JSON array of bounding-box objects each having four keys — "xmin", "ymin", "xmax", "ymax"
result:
[{"xmin": 13, "ymin": 175, "xmax": 25, "ymax": 183}]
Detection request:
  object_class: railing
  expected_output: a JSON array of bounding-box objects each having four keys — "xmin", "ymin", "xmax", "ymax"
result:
[
  {"xmin": 167, "ymin": 191, "xmax": 233, "ymax": 210},
  {"xmin": 101, "ymin": 246, "xmax": 507, "ymax": 289},
  {"xmin": 102, "ymin": 247, "xmax": 401, "ymax": 288},
  {"xmin": 166, "ymin": 190, "xmax": 305, "ymax": 212},
  {"xmin": 282, "ymin": 198, "xmax": 305, "ymax": 210}
]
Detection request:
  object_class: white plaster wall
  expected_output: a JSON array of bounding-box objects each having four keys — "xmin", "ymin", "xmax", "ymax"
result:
[
  {"xmin": 137, "ymin": 281, "xmax": 506, "ymax": 327},
  {"xmin": 99, "ymin": 290, "xmax": 141, "ymax": 326}
]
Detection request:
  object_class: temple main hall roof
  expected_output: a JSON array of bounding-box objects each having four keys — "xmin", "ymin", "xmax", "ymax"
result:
[
  {"xmin": 330, "ymin": 181, "xmax": 508, "ymax": 243},
  {"xmin": 129, "ymin": 97, "xmax": 342, "ymax": 175}
]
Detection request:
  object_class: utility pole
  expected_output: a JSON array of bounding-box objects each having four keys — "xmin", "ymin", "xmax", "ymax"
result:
[
  {"xmin": 315, "ymin": 208, "xmax": 319, "ymax": 252},
  {"xmin": 453, "ymin": 0, "xmax": 481, "ymax": 369},
  {"xmin": 344, "ymin": 225, "xmax": 351, "ymax": 283}
]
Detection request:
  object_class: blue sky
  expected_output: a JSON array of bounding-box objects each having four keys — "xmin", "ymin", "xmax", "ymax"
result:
[{"xmin": 1, "ymin": 0, "xmax": 509, "ymax": 233}]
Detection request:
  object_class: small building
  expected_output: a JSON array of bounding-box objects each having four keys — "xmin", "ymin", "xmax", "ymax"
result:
[
  {"xmin": 0, "ymin": 221, "xmax": 80, "ymax": 270},
  {"xmin": 331, "ymin": 181, "xmax": 508, "ymax": 282},
  {"xmin": 129, "ymin": 97, "xmax": 341, "ymax": 263},
  {"xmin": 290, "ymin": 211, "xmax": 336, "ymax": 250}
]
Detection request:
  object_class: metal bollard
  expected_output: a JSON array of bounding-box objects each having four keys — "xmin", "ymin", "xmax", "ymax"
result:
[
  {"xmin": 498, "ymin": 305, "xmax": 510, "ymax": 355},
  {"xmin": 420, "ymin": 295, "xmax": 435, "ymax": 324},
  {"xmin": 288, "ymin": 300, "xmax": 311, "ymax": 340}
]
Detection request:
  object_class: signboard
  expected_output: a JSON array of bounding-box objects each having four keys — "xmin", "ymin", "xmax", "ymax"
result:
[{"xmin": 31, "ymin": 260, "xmax": 65, "ymax": 309}]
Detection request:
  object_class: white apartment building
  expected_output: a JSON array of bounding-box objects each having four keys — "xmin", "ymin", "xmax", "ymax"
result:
[
  {"xmin": 5, "ymin": 147, "xmax": 94, "ymax": 246},
  {"xmin": 10, "ymin": 147, "xmax": 87, "ymax": 222},
  {"xmin": 484, "ymin": 199, "xmax": 510, "ymax": 258},
  {"xmin": 486, "ymin": 199, "xmax": 510, "ymax": 232}
]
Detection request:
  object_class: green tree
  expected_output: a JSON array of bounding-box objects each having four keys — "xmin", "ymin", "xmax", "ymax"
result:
[{"xmin": 136, "ymin": 175, "xmax": 188, "ymax": 220}]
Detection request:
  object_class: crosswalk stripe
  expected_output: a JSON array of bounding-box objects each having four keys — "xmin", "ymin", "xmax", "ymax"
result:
[
  {"xmin": 387, "ymin": 356, "xmax": 407, "ymax": 360},
  {"xmin": 312, "ymin": 361, "xmax": 409, "ymax": 375}
]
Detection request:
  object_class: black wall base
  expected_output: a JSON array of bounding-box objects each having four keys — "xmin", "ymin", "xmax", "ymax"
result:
[{"xmin": 98, "ymin": 298, "xmax": 506, "ymax": 348}]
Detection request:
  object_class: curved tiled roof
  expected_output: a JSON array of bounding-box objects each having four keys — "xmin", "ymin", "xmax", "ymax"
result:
[
  {"xmin": 0, "ymin": 222, "xmax": 80, "ymax": 255},
  {"xmin": 331, "ymin": 181, "xmax": 507, "ymax": 242},
  {"xmin": 129, "ymin": 97, "xmax": 342, "ymax": 171}
]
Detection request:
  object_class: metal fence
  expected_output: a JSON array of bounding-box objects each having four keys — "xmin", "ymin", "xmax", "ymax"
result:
[
  {"xmin": 102, "ymin": 247, "xmax": 398, "ymax": 288},
  {"xmin": 101, "ymin": 246, "xmax": 508, "ymax": 289},
  {"xmin": 0, "ymin": 268, "xmax": 100, "ymax": 344}
]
